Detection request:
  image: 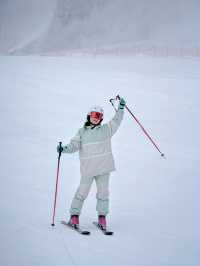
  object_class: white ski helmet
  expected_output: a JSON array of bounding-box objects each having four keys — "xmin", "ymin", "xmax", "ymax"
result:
[{"xmin": 88, "ymin": 105, "xmax": 104, "ymax": 117}]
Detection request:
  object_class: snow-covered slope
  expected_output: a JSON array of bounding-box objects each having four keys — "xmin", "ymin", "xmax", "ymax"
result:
[
  {"xmin": 0, "ymin": 54, "xmax": 200, "ymax": 265},
  {"xmin": 0, "ymin": 0, "xmax": 55, "ymax": 54},
  {"xmin": 37, "ymin": 0, "xmax": 200, "ymax": 52},
  {"xmin": 0, "ymin": 0, "xmax": 200, "ymax": 54}
]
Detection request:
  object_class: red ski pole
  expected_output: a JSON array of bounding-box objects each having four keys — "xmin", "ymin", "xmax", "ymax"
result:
[
  {"xmin": 113, "ymin": 95, "xmax": 165, "ymax": 158},
  {"xmin": 51, "ymin": 142, "xmax": 62, "ymax": 226}
]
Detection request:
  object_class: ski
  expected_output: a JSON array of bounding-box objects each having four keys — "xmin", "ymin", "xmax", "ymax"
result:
[
  {"xmin": 93, "ymin": 221, "xmax": 114, "ymax": 235},
  {"xmin": 61, "ymin": 221, "xmax": 90, "ymax": 235}
]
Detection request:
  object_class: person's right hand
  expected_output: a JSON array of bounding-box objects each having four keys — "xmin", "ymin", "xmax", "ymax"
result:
[{"xmin": 57, "ymin": 144, "xmax": 63, "ymax": 154}]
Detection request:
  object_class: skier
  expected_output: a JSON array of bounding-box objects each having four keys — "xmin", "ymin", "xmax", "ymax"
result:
[{"xmin": 57, "ymin": 97, "xmax": 126, "ymax": 229}]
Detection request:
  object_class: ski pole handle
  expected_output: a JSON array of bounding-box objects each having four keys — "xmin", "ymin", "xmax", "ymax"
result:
[
  {"xmin": 58, "ymin": 141, "xmax": 62, "ymax": 158},
  {"xmin": 109, "ymin": 98, "xmax": 117, "ymax": 111},
  {"xmin": 116, "ymin": 94, "xmax": 121, "ymax": 100},
  {"xmin": 110, "ymin": 94, "xmax": 121, "ymax": 101},
  {"xmin": 109, "ymin": 94, "xmax": 122, "ymax": 111}
]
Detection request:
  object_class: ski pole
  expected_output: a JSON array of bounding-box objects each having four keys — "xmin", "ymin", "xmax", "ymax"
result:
[
  {"xmin": 51, "ymin": 141, "xmax": 62, "ymax": 226},
  {"xmin": 109, "ymin": 98, "xmax": 118, "ymax": 112},
  {"xmin": 110, "ymin": 95, "xmax": 165, "ymax": 158}
]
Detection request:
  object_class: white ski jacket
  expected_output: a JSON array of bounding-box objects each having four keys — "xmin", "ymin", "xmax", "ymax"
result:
[{"xmin": 63, "ymin": 109, "xmax": 124, "ymax": 177}]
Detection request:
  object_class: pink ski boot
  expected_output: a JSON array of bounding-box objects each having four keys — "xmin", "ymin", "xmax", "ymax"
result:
[
  {"xmin": 98, "ymin": 215, "xmax": 106, "ymax": 229},
  {"xmin": 70, "ymin": 215, "xmax": 79, "ymax": 227}
]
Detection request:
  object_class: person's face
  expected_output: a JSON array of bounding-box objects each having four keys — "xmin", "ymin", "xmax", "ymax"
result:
[{"xmin": 90, "ymin": 112, "xmax": 103, "ymax": 125}]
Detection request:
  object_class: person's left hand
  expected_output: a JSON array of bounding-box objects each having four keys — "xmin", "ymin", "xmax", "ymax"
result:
[{"xmin": 118, "ymin": 97, "xmax": 126, "ymax": 109}]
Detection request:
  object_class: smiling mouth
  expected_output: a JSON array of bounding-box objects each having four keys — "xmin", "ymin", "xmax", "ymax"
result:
[{"xmin": 90, "ymin": 118, "xmax": 100, "ymax": 124}]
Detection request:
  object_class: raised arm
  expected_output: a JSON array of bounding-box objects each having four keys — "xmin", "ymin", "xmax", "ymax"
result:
[{"xmin": 108, "ymin": 98, "xmax": 126, "ymax": 137}]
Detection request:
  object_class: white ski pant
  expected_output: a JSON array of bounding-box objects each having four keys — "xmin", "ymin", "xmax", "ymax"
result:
[{"xmin": 70, "ymin": 173, "xmax": 110, "ymax": 216}]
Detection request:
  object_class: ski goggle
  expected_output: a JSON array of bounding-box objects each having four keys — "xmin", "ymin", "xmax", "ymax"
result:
[{"xmin": 90, "ymin": 111, "xmax": 103, "ymax": 120}]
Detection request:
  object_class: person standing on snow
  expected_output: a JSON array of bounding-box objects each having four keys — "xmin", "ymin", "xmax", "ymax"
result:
[{"xmin": 57, "ymin": 97, "xmax": 126, "ymax": 229}]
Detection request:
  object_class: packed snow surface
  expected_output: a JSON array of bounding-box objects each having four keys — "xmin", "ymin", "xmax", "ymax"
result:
[{"xmin": 0, "ymin": 53, "xmax": 200, "ymax": 266}]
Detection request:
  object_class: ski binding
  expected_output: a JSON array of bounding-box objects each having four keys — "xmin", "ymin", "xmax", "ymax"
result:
[
  {"xmin": 61, "ymin": 220, "xmax": 90, "ymax": 235},
  {"xmin": 93, "ymin": 221, "xmax": 114, "ymax": 235}
]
